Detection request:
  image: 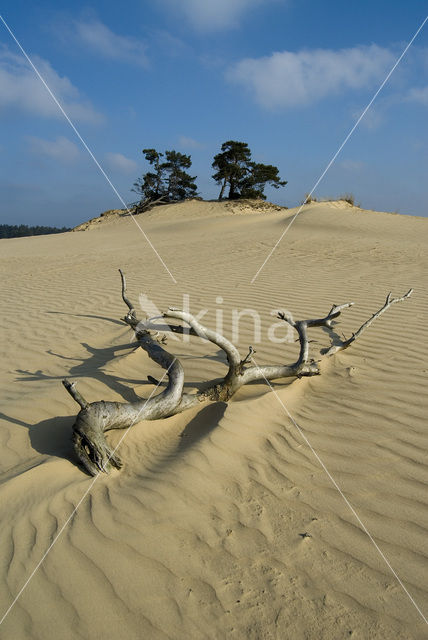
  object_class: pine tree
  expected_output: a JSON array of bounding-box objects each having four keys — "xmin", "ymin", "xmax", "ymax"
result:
[
  {"xmin": 240, "ymin": 162, "xmax": 287, "ymax": 200},
  {"xmin": 162, "ymin": 150, "xmax": 198, "ymax": 201},
  {"xmin": 212, "ymin": 141, "xmax": 287, "ymax": 200},
  {"xmin": 132, "ymin": 148, "xmax": 198, "ymax": 204},
  {"xmin": 212, "ymin": 141, "xmax": 252, "ymax": 200}
]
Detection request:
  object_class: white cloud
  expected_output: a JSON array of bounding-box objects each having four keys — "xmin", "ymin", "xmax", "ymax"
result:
[
  {"xmin": 178, "ymin": 135, "xmax": 204, "ymax": 149},
  {"xmin": 351, "ymin": 105, "xmax": 383, "ymax": 130},
  {"xmin": 105, "ymin": 152, "xmax": 138, "ymax": 173},
  {"xmin": 227, "ymin": 45, "xmax": 395, "ymax": 108},
  {"xmin": 74, "ymin": 20, "xmax": 148, "ymax": 67},
  {"xmin": 0, "ymin": 46, "xmax": 102, "ymax": 122},
  {"xmin": 340, "ymin": 159, "xmax": 364, "ymax": 171},
  {"xmin": 164, "ymin": 0, "xmax": 274, "ymax": 30},
  {"xmin": 151, "ymin": 30, "xmax": 190, "ymax": 57},
  {"xmin": 28, "ymin": 136, "xmax": 80, "ymax": 162},
  {"xmin": 406, "ymin": 86, "xmax": 428, "ymax": 105}
]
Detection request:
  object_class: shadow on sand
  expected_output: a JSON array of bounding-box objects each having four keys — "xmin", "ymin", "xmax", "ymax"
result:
[
  {"xmin": 1, "ymin": 403, "xmax": 229, "ymax": 478},
  {"xmin": 7, "ymin": 312, "xmax": 295, "ymax": 475},
  {"xmin": 0, "ymin": 411, "xmax": 82, "ymax": 472}
]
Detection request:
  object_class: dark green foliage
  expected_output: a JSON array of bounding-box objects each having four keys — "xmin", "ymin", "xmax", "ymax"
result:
[
  {"xmin": 212, "ymin": 141, "xmax": 252, "ymax": 200},
  {"xmin": 212, "ymin": 141, "xmax": 287, "ymax": 200},
  {"xmin": 240, "ymin": 162, "xmax": 287, "ymax": 199},
  {"xmin": 162, "ymin": 150, "xmax": 198, "ymax": 201},
  {"xmin": 340, "ymin": 193, "xmax": 355, "ymax": 206},
  {"xmin": 0, "ymin": 224, "xmax": 70, "ymax": 239},
  {"xmin": 133, "ymin": 148, "xmax": 164, "ymax": 201},
  {"xmin": 132, "ymin": 148, "xmax": 198, "ymax": 203}
]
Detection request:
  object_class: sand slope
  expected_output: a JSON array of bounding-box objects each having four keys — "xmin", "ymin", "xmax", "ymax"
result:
[{"xmin": 0, "ymin": 200, "xmax": 427, "ymax": 639}]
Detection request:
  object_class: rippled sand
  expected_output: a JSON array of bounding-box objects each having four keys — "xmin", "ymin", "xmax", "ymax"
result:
[{"xmin": 0, "ymin": 200, "xmax": 427, "ymax": 639}]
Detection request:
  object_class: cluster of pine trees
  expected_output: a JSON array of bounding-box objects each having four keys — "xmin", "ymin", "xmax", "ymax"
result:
[
  {"xmin": 132, "ymin": 140, "xmax": 287, "ymax": 206},
  {"xmin": 0, "ymin": 224, "xmax": 70, "ymax": 239},
  {"xmin": 3, "ymin": 141, "xmax": 286, "ymax": 237}
]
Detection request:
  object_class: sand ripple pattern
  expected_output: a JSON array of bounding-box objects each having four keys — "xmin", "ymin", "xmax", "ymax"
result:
[{"xmin": 0, "ymin": 201, "xmax": 427, "ymax": 638}]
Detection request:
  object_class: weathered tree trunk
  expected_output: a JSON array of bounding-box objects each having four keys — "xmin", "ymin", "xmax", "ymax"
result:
[
  {"xmin": 218, "ymin": 178, "xmax": 227, "ymax": 201},
  {"xmin": 133, "ymin": 195, "xmax": 168, "ymax": 215},
  {"xmin": 63, "ymin": 271, "xmax": 412, "ymax": 475},
  {"xmin": 228, "ymin": 179, "xmax": 237, "ymax": 200}
]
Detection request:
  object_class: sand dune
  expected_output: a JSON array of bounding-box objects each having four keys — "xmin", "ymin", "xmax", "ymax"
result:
[{"xmin": 0, "ymin": 200, "xmax": 427, "ymax": 638}]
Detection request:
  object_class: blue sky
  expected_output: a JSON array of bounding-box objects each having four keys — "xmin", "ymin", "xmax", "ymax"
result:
[{"xmin": 0, "ymin": 0, "xmax": 427, "ymax": 226}]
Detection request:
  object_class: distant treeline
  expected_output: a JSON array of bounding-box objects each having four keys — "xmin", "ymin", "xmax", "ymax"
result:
[{"xmin": 0, "ymin": 224, "xmax": 70, "ymax": 239}]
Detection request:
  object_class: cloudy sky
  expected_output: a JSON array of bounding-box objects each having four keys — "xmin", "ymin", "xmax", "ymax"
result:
[{"xmin": 0, "ymin": 0, "xmax": 427, "ymax": 226}]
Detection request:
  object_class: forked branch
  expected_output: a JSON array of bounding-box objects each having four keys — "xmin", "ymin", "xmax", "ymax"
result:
[
  {"xmin": 63, "ymin": 271, "xmax": 413, "ymax": 475},
  {"xmin": 323, "ymin": 290, "xmax": 413, "ymax": 356}
]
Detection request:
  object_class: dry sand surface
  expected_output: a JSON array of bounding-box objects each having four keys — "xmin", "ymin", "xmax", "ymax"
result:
[{"xmin": 0, "ymin": 199, "xmax": 427, "ymax": 639}]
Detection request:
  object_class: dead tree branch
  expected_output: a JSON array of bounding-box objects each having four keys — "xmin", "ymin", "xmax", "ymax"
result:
[
  {"xmin": 131, "ymin": 196, "xmax": 169, "ymax": 215},
  {"xmin": 323, "ymin": 289, "xmax": 413, "ymax": 355},
  {"xmin": 63, "ymin": 272, "xmax": 413, "ymax": 475}
]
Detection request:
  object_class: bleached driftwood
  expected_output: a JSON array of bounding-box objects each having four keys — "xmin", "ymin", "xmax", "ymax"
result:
[{"xmin": 63, "ymin": 271, "xmax": 412, "ymax": 475}]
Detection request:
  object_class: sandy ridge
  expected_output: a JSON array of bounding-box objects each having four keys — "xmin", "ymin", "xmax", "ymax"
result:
[{"xmin": 0, "ymin": 200, "xmax": 427, "ymax": 638}]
